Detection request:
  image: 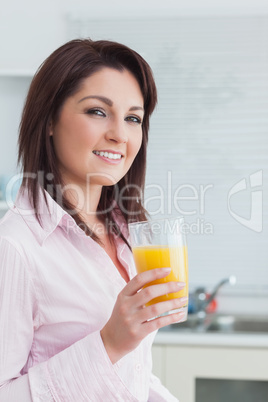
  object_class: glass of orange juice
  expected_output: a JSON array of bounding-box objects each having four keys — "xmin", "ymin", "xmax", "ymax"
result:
[{"xmin": 129, "ymin": 217, "xmax": 188, "ymax": 321}]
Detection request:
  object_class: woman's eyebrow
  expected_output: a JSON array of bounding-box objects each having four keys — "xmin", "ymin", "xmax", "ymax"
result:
[
  {"xmin": 78, "ymin": 95, "xmax": 144, "ymax": 112},
  {"xmin": 78, "ymin": 95, "xmax": 113, "ymax": 106},
  {"xmin": 129, "ymin": 106, "xmax": 144, "ymax": 112}
]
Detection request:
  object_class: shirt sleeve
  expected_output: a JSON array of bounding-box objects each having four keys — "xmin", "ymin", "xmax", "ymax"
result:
[
  {"xmin": 0, "ymin": 237, "xmax": 139, "ymax": 402},
  {"xmin": 148, "ymin": 373, "xmax": 179, "ymax": 402},
  {"xmin": 0, "ymin": 237, "xmax": 38, "ymax": 396}
]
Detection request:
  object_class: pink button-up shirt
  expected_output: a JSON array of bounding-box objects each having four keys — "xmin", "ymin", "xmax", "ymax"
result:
[{"xmin": 0, "ymin": 188, "xmax": 179, "ymax": 401}]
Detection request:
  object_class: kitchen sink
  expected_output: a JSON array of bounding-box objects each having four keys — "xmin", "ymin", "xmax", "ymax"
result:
[
  {"xmin": 165, "ymin": 313, "xmax": 268, "ymax": 334},
  {"xmin": 167, "ymin": 314, "xmax": 208, "ymax": 332},
  {"xmin": 207, "ymin": 315, "xmax": 268, "ymax": 333}
]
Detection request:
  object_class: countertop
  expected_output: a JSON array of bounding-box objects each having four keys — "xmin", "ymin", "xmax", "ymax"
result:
[{"xmin": 154, "ymin": 327, "xmax": 268, "ymax": 348}]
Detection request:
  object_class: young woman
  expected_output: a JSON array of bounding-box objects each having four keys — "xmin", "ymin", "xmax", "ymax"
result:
[{"xmin": 0, "ymin": 39, "xmax": 186, "ymax": 401}]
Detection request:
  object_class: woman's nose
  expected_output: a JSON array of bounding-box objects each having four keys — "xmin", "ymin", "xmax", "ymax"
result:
[{"xmin": 105, "ymin": 118, "xmax": 128, "ymax": 144}]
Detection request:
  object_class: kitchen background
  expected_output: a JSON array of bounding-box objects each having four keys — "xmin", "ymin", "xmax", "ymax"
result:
[{"xmin": 0, "ymin": 1, "xmax": 268, "ymax": 400}]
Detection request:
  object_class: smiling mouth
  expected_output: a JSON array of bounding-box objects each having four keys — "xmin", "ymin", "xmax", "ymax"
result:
[{"xmin": 93, "ymin": 150, "xmax": 123, "ymax": 160}]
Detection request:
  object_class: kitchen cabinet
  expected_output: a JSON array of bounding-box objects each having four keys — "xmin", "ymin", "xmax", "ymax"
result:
[
  {"xmin": 152, "ymin": 336, "xmax": 268, "ymax": 402},
  {"xmin": 0, "ymin": 71, "xmax": 32, "ymax": 211},
  {"xmin": 0, "ymin": 71, "xmax": 32, "ymax": 176}
]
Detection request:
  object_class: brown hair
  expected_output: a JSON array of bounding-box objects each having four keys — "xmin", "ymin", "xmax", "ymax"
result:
[{"xmin": 18, "ymin": 38, "xmax": 157, "ymax": 244}]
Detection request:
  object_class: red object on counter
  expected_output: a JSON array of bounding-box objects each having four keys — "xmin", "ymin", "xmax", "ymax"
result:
[{"xmin": 205, "ymin": 293, "xmax": 217, "ymax": 313}]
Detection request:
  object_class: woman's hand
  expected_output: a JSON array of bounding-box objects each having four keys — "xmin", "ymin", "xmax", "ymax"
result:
[{"xmin": 100, "ymin": 267, "xmax": 187, "ymax": 364}]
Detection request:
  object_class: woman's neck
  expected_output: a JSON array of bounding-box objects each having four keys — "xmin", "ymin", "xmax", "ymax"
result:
[{"xmin": 63, "ymin": 182, "xmax": 103, "ymax": 225}]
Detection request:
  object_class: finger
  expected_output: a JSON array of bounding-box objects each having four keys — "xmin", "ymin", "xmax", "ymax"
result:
[
  {"xmin": 144, "ymin": 309, "xmax": 187, "ymax": 332},
  {"xmin": 123, "ymin": 268, "xmax": 172, "ymax": 296},
  {"xmin": 140, "ymin": 296, "xmax": 188, "ymax": 323},
  {"xmin": 134, "ymin": 281, "xmax": 186, "ymax": 307}
]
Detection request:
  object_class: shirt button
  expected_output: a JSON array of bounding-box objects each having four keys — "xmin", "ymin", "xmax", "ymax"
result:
[{"xmin": 135, "ymin": 363, "xmax": 142, "ymax": 371}]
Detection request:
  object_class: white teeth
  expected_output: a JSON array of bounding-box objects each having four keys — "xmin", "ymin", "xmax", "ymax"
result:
[{"xmin": 93, "ymin": 151, "xmax": 122, "ymax": 160}]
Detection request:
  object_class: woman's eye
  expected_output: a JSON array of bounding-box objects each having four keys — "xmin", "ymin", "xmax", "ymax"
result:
[
  {"xmin": 86, "ymin": 108, "xmax": 106, "ymax": 117},
  {"xmin": 125, "ymin": 115, "xmax": 142, "ymax": 124}
]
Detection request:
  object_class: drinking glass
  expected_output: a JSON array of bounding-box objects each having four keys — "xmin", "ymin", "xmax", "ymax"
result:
[{"xmin": 129, "ymin": 217, "xmax": 188, "ymax": 321}]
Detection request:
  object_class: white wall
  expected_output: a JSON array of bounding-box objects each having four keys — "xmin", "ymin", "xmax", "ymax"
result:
[
  {"xmin": 1, "ymin": 0, "xmax": 268, "ymax": 70},
  {"xmin": 0, "ymin": 0, "xmax": 267, "ymax": 171}
]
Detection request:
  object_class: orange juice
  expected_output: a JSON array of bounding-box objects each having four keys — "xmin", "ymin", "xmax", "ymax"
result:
[{"xmin": 132, "ymin": 245, "xmax": 188, "ymax": 306}]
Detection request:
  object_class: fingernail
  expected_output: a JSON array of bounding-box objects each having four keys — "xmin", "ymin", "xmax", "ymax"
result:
[
  {"xmin": 180, "ymin": 297, "xmax": 188, "ymax": 303},
  {"xmin": 177, "ymin": 282, "xmax": 186, "ymax": 287},
  {"xmin": 162, "ymin": 267, "xmax": 171, "ymax": 272}
]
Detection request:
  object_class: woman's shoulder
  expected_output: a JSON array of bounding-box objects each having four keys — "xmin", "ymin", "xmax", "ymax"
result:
[
  {"xmin": 0, "ymin": 207, "xmax": 24, "ymax": 233},
  {"xmin": 0, "ymin": 207, "xmax": 37, "ymax": 253}
]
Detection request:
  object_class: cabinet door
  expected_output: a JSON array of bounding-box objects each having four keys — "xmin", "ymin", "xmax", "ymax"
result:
[
  {"xmin": 164, "ymin": 345, "xmax": 268, "ymax": 402},
  {"xmin": 165, "ymin": 346, "xmax": 195, "ymax": 402},
  {"xmin": 195, "ymin": 378, "xmax": 268, "ymax": 402},
  {"xmin": 152, "ymin": 345, "xmax": 166, "ymax": 385}
]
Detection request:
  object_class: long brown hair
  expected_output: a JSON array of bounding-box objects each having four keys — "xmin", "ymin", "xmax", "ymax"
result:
[{"xmin": 18, "ymin": 39, "xmax": 157, "ymax": 244}]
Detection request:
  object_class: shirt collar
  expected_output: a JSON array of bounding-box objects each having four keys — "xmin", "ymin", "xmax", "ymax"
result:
[
  {"xmin": 13, "ymin": 187, "xmax": 130, "ymax": 246},
  {"xmin": 14, "ymin": 187, "xmax": 73, "ymax": 245}
]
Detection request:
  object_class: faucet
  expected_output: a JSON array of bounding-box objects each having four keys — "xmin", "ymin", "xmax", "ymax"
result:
[{"xmin": 193, "ymin": 276, "xmax": 236, "ymax": 318}]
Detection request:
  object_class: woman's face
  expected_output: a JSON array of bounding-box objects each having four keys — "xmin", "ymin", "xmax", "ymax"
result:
[{"xmin": 51, "ymin": 67, "xmax": 144, "ymax": 191}]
